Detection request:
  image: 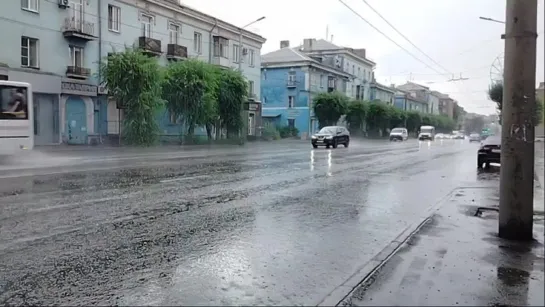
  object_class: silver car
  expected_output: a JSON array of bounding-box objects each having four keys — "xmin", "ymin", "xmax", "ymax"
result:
[{"xmin": 469, "ymin": 133, "xmax": 481, "ymax": 142}]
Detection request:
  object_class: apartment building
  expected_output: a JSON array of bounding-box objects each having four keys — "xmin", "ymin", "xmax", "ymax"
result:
[{"xmin": 0, "ymin": 0, "xmax": 266, "ymax": 144}]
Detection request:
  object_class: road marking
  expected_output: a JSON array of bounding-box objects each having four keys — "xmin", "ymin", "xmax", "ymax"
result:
[{"xmin": 160, "ymin": 175, "xmax": 210, "ymax": 183}]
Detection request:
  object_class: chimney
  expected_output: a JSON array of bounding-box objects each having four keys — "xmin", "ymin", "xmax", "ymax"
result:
[
  {"xmin": 280, "ymin": 40, "xmax": 290, "ymax": 48},
  {"xmin": 353, "ymin": 48, "xmax": 366, "ymax": 59},
  {"xmin": 303, "ymin": 38, "xmax": 315, "ymax": 51}
]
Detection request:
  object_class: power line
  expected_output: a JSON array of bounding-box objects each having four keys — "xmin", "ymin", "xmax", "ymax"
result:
[
  {"xmin": 336, "ymin": 0, "xmax": 448, "ymax": 77},
  {"xmin": 359, "ymin": 0, "xmax": 453, "ymax": 75}
]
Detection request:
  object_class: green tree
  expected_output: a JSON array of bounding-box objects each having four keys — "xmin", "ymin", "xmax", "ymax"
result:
[
  {"xmin": 488, "ymin": 82, "xmax": 543, "ymax": 126},
  {"xmin": 312, "ymin": 91, "xmax": 349, "ymax": 128},
  {"xmin": 217, "ymin": 69, "xmax": 247, "ymax": 138},
  {"xmin": 162, "ymin": 59, "xmax": 218, "ymax": 143},
  {"xmin": 388, "ymin": 107, "xmax": 407, "ymax": 129},
  {"xmin": 100, "ymin": 49, "xmax": 163, "ymax": 146},
  {"xmin": 365, "ymin": 101, "xmax": 392, "ymax": 136},
  {"xmin": 345, "ymin": 99, "xmax": 367, "ymax": 134},
  {"xmin": 405, "ymin": 111, "xmax": 422, "ymax": 134}
]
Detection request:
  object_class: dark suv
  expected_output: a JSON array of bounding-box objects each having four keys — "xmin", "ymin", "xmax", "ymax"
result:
[
  {"xmin": 311, "ymin": 126, "xmax": 350, "ymax": 149},
  {"xmin": 477, "ymin": 135, "xmax": 501, "ymax": 168}
]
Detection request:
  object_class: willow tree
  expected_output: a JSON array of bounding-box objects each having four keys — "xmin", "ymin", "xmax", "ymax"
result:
[
  {"xmin": 162, "ymin": 59, "xmax": 218, "ymax": 143},
  {"xmin": 100, "ymin": 49, "xmax": 163, "ymax": 146},
  {"xmin": 216, "ymin": 69, "xmax": 247, "ymax": 138},
  {"xmin": 312, "ymin": 91, "xmax": 349, "ymax": 128}
]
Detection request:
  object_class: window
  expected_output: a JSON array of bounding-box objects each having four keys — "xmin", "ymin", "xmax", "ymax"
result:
[
  {"xmin": 169, "ymin": 23, "xmax": 180, "ymax": 44},
  {"xmin": 21, "ymin": 37, "xmax": 38, "ymax": 68},
  {"xmin": 0, "ymin": 85, "xmax": 29, "ymax": 120},
  {"xmin": 169, "ymin": 112, "xmax": 179, "ymax": 124},
  {"xmin": 288, "ymin": 119, "xmax": 295, "ymax": 129},
  {"xmin": 213, "ymin": 36, "xmax": 228, "ymax": 58},
  {"xmin": 21, "ymin": 0, "xmax": 39, "ymax": 12},
  {"xmin": 320, "ymin": 75, "xmax": 325, "ymax": 87},
  {"xmin": 248, "ymin": 81, "xmax": 254, "ymax": 96},
  {"xmin": 352, "ymin": 65, "xmax": 355, "ymax": 74},
  {"xmin": 193, "ymin": 32, "xmax": 202, "ymax": 53},
  {"xmin": 288, "ymin": 96, "xmax": 294, "ymax": 108},
  {"xmin": 288, "ymin": 71, "xmax": 296, "ymax": 86},
  {"xmin": 108, "ymin": 5, "xmax": 121, "ymax": 32},
  {"xmin": 233, "ymin": 44, "xmax": 240, "ymax": 62},
  {"xmin": 141, "ymin": 14, "xmax": 153, "ymax": 37},
  {"xmin": 262, "ymin": 96, "xmax": 267, "ymax": 104},
  {"xmin": 249, "ymin": 49, "xmax": 255, "ymax": 67},
  {"xmin": 69, "ymin": 46, "xmax": 84, "ymax": 67}
]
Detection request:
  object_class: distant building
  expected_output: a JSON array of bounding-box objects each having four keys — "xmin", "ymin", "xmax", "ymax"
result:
[
  {"xmin": 260, "ymin": 38, "xmax": 374, "ymax": 137},
  {"xmin": 432, "ymin": 91, "xmax": 455, "ymax": 119},
  {"xmin": 397, "ymin": 82, "xmax": 441, "ymax": 115},
  {"xmin": 394, "ymin": 89, "xmax": 429, "ymax": 112},
  {"xmin": 370, "ymin": 80, "xmax": 395, "ymax": 105}
]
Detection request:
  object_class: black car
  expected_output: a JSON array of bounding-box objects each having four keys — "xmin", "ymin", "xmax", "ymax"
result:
[
  {"xmin": 311, "ymin": 126, "xmax": 350, "ymax": 149},
  {"xmin": 477, "ymin": 135, "xmax": 501, "ymax": 168}
]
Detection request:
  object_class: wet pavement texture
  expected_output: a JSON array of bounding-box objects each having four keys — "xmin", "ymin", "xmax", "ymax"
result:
[
  {"xmin": 0, "ymin": 139, "xmax": 515, "ymax": 305},
  {"xmin": 342, "ymin": 186, "xmax": 545, "ymax": 307}
]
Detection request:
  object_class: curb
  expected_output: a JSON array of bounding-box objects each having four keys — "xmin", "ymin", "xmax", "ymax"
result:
[{"xmin": 316, "ymin": 188, "xmax": 457, "ymax": 307}]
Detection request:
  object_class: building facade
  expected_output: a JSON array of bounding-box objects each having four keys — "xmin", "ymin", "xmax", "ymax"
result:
[
  {"xmin": 434, "ymin": 91, "xmax": 455, "ymax": 119},
  {"xmin": 394, "ymin": 90, "xmax": 429, "ymax": 113},
  {"xmin": 396, "ymin": 82, "xmax": 444, "ymax": 115},
  {"xmin": 370, "ymin": 81, "xmax": 395, "ymax": 105},
  {"xmin": 0, "ymin": 0, "xmax": 104, "ymax": 145},
  {"xmin": 297, "ymin": 39, "xmax": 376, "ymax": 101},
  {"xmin": 101, "ymin": 0, "xmax": 266, "ymax": 140},
  {"xmin": 261, "ymin": 41, "xmax": 352, "ymax": 137},
  {"xmin": 0, "ymin": 0, "xmax": 265, "ymax": 145}
]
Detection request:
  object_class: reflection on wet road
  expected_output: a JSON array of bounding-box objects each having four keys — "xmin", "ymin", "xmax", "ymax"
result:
[{"xmin": 0, "ymin": 139, "xmax": 494, "ymax": 305}]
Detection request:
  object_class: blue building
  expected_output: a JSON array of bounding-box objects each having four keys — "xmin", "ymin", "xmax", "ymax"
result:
[
  {"xmin": 0, "ymin": 0, "xmax": 105, "ymax": 145},
  {"xmin": 370, "ymin": 81, "xmax": 395, "ymax": 105},
  {"xmin": 0, "ymin": 0, "xmax": 266, "ymax": 145},
  {"xmin": 394, "ymin": 90, "xmax": 429, "ymax": 113},
  {"xmin": 100, "ymin": 0, "xmax": 266, "ymax": 141},
  {"xmin": 261, "ymin": 41, "xmax": 352, "ymax": 138}
]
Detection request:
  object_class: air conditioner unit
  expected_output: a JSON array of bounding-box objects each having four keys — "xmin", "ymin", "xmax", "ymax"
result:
[
  {"xmin": 58, "ymin": 0, "xmax": 69, "ymax": 8},
  {"xmin": 242, "ymin": 48, "xmax": 248, "ymax": 55}
]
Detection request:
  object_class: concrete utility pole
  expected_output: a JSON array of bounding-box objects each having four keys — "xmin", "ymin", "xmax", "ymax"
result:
[{"xmin": 499, "ymin": 0, "xmax": 538, "ymax": 241}]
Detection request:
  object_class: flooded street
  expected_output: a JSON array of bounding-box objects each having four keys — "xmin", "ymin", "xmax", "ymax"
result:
[{"xmin": 0, "ymin": 139, "xmax": 498, "ymax": 305}]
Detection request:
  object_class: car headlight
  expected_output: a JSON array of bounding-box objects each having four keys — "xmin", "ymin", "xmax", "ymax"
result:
[
  {"xmin": 311, "ymin": 136, "xmax": 316, "ymax": 139},
  {"xmin": 325, "ymin": 136, "xmax": 333, "ymax": 139}
]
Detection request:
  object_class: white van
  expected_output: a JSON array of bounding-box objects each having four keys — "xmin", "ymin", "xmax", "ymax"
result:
[
  {"xmin": 389, "ymin": 128, "xmax": 408, "ymax": 141},
  {"xmin": 418, "ymin": 125, "xmax": 435, "ymax": 141}
]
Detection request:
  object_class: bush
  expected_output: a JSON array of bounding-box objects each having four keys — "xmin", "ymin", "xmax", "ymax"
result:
[
  {"xmin": 278, "ymin": 126, "xmax": 299, "ymax": 138},
  {"xmin": 261, "ymin": 125, "xmax": 281, "ymax": 140}
]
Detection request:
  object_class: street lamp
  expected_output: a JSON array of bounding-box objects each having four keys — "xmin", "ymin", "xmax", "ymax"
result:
[
  {"xmin": 479, "ymin": 16, "xmax": 506, "ymax": 24},
  {"xmin": 238, "ymin": 16, "xmax": 266, "ymax": 71}
]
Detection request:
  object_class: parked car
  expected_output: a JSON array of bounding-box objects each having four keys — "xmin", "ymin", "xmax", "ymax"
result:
[
  {"xmin": 435, "ymin": 133, "xmax": 445, "ymax": 139},
  {"xmin": 469, "ymin": 133, "xmax": 481, "ymax": 142},
  {"xmin": 311, "ymin": 126, "xmax": 350, "ymax": 149},
  {"xmin": 389, "ymin": 128, "xmax": 408, "ymax": 141},
  {"xmin": 477, "ymin": 135, "xmax": 501, "ymax": 168},
  {"xmin": 453, "ymin": 133, "xmax": 465, "ymax": 139}
]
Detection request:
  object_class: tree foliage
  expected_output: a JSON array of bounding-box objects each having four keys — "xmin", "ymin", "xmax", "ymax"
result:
[
  {"xmin": 217, "ymin": 69, "xmax": 248, "ymax": 138},
  {"xmin": 313, "ymin": 91, "xmax": 349, "ymax": 128},
  {"xmin": 100, "ymin": 49, "xmax": 163, "ymax": 146},
  {"xmin": 162, "ymin": 59, "xmax": 218, "ymax": 142},
  {"xmin": 312, "ymin": 92, "xmax": 456, "ymax": 137},
  {"xmin": 488, "ymin": 82, "xmax": 543, "ymax": 126}
]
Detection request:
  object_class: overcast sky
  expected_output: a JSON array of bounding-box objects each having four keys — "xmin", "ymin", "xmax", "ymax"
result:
[{"xmin": 181, "ymin": 0, "xmax": 544, "ymax": 115}]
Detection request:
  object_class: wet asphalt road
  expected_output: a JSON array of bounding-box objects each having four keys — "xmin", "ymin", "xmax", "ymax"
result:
[{"xmin": 0, "ymin": 139, "xmax": 494, "ymax": 306}]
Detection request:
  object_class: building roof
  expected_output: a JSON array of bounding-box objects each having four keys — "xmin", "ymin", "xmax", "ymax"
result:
[
  {"xmin": 371, "ymin": 81, "xmax": 395, "ymax": 94},
  {"xmin": 431, "ymin": 90, "xmax": 451, "ymax": 99},
  {"xmin": 262, "ymin": 48, "xmax": 312, "ymax": 63},
  {"xmin": 397, "ymin": 82, "xmax": 430, "ymax": 91},
  {"xmin": 295, "ymin": 39, "xmax": 376, "ymax": 66}
]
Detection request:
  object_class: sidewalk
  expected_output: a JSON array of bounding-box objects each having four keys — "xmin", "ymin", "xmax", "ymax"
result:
[{"xmin": 341, "ymin": 186, "xmax": 545, "ymax": 306}]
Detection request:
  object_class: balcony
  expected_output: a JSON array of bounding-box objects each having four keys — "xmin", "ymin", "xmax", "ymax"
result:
[
  {"xmin": 66, "ymin": 66, "xmax": 90, "ymax": 79},
  {"xmin": 212, "ymin": 56, "xmax": 230, "ymax": 68},
  {"xmin": 166, "ymin": 44, "xmax": 187, "ymax": 60},
  {"xmin": 138, "ymin": 37, "xmax": 162, "ymax": 56},
  {"xmin": 287, "ymin": 80, "xmax": 297, "ymax": 88},
  {"xmin": 62, "ymin": 18, "xmax": 96, "ymax": 41}
]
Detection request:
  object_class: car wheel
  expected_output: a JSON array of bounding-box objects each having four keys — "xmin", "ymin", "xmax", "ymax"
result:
[
  {"xmin": 332, "ymin": 139, "xmax": 338, "ymax": 148},
  {"xmin": 344, "ymin": 139, "xmax": 349, "ymax": 147},
  {"xmin": 312, "ymin": 144, "xmax": 318, "ymax": 149}
]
